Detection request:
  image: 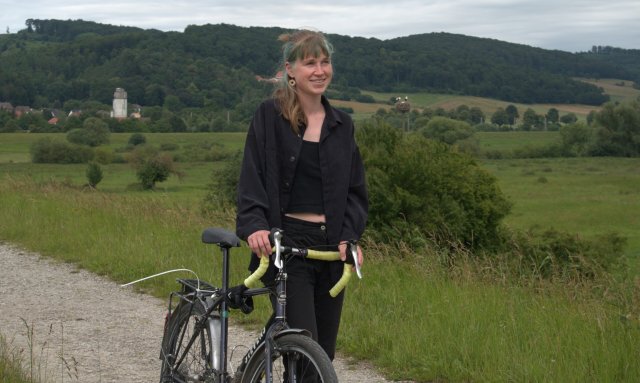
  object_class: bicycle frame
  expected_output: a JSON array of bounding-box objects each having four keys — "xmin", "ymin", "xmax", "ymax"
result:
[
  {"xmin": 161, "ymin": 227, "xmax": 355, "ymax": 383},
  {"xmin": 164, "ymin": 233, "xmax": 303, "ymax": 383}
]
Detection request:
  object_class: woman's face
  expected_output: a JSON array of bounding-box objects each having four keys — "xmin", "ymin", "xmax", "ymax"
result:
[{"xmin": 286, "ymin": 53, "xmax": 333, "ymax": 97}]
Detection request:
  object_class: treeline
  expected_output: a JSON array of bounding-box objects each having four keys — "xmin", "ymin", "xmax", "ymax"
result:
[{"xmin": 1, "ymin": 19, "xmax": 638, "ymax": 112}]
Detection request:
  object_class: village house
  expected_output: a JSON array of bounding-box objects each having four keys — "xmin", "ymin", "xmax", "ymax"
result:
[
  {"xmin": 14, "ymin": 106, "xmax": 32, "ymax": 117},
  {"xmin": 0, "ymin": 102, "xmax": 14, "ymax": 114}
]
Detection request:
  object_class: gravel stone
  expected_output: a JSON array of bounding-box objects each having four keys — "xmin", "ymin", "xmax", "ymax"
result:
[{"xmin": 0, "ymin": 242, "xmax": 405, "ymax": 382}]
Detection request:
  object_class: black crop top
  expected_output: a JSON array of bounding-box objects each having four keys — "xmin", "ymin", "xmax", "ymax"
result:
[{"xmin": 287, "ymin": 140, "xmax": 325, "ymax": 214}]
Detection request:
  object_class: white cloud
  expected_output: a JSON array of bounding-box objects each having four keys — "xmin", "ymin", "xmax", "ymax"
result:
[{"xmin": 1, "ymin": 0, "xmax": 638, "ymax": 52}]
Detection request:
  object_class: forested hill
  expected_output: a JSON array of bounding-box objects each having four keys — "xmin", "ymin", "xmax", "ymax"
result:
[{"xmin": 0, "ymin": 19, "xmax": 638, "ymax": 110}]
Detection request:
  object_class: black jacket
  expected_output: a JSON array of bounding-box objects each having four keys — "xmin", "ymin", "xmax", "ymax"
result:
[{"xmin": 236, "ymin": 96, "xmax": 368, "ymax": 251}]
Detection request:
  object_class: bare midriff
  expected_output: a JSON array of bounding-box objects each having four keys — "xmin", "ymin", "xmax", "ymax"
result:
[{"xmin": 285, "ymin": 212, "xmax": 326, "ymax": 223}]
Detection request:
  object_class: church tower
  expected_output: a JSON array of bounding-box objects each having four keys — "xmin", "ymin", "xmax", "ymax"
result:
[{"xmin": 111, "ymin": 88, "xmax": 128, "ymax": 119}]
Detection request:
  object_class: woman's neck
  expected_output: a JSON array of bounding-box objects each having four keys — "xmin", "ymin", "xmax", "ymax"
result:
[{"xmin": 297, "ymin": 93, "xmax": 324, "ymax": 117}]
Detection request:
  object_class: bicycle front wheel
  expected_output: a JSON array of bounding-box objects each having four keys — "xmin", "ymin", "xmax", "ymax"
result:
[
  {"xmin": 240, "ymin": 333, "xmax": 337, "ymax": 383},
  {"xmin": 160, "ymin": 300, "xmax": 216, "ymax": 382}
]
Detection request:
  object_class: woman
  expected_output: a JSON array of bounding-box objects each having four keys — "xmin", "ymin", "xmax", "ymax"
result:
[{"xmin": 236, "ymin": 29, "xmax": 368, "ymax": 361}]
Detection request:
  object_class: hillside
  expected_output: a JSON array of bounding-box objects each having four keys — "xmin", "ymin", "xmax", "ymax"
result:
[{"xmin": 0, "ymin": 19, "xmax": 638, "ymax": 116}]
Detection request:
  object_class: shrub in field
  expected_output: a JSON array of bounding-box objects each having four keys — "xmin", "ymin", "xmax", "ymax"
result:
[
  {"xmin": 30, "ymin": 137, "xmax": 93, "ymax": 163},
  {"xmin": 128, "ymin": 133, "xmax": 147, "ymax": 146},
  {"xmin": 66, "ymin": 117, "xmax": 110, "ymax": 147},
  {"xmin": 560, "ymin": 122, "xmax": 592, "ymax": 156},
  {"xmin": 136, "ymin": 157, "xmax": 172, "ymax": 189},
  {"xmin": 159, "ymin": 143, "xmax": 179, "ymax": 151},
  {"xmin": 357, "ymin": 122, "xmax": 511, "ymax": 249},
  {"xmin": 591, "ymin": 101, "xmax": 640, "ymax": 156},
  {"xmin": 86, "ymin": 162, "xmax": 103, "ymax": 188},
  {"xmin": 93, "ymin": 147, "xmax": 114, "ymax": 164},
  {"xmin": 127, "ymin": 145, "xmax": 180, "ymax": 190},
  {"xmin": 509, "ymin": 229, "xmax": 627, "ymax": 279},
  {"xmin": 420, "ymin": 116, "xmax": 474, "ymax": 145},
  {"xmin": 201, "ymin": 151, "xmax": 243, "ymax": 214}
]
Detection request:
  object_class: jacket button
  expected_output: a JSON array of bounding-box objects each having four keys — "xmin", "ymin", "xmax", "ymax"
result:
[
  {"xmin": 289, "ymin": 156, "xmax": 295, "ymax": 162},
  {"xmin": 285, "ymin": 182, "xmax": 290, "ymax": 187}
]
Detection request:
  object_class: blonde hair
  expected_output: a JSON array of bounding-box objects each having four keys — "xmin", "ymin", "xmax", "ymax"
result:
[{"xmin": 273, "ymin": 29, "xmax": 334, "ymax": 133}]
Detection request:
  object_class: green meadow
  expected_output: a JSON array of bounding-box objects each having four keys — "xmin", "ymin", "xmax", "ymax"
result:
[{"xmin": 1, "ymin": 131, "xmax": 639, "ymax": 382}]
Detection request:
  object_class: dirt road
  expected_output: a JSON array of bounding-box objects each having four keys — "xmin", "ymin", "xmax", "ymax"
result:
[{"xmin": 0, "ymin": 242, "xmax": 399, "ymax": 382}]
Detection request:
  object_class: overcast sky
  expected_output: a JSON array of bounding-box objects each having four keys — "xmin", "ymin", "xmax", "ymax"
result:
[{"xmin": 1, "ymin": 0, "xmax": 639, "ymax": 52}]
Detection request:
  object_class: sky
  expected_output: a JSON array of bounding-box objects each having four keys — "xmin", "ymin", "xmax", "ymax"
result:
[{"xmin": 1, "ymin": 0, "xmax": 639, "ymax": 53}]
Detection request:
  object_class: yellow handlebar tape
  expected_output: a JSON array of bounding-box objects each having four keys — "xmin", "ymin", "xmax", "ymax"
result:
[
  {"xmin": 243, "ymin": 255, "xmax": 269, "ymax": 288},
  {"xmin": 329, "ymin": 263, "xmax": 352, "ymax": 297},
  {"xmin": 242, "ymin": 249, "xmax": 352, "ymax": 296}
]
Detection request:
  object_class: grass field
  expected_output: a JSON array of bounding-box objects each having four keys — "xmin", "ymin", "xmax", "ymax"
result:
[
  {"xmin": 481, "ymin": 157, "xmax": 640, "ymax": 270},
  {"xmin": 333, "ymin": 79, "xmax": 638, "ymax": 122},
  {"xmin": 476, "ymin": 131, "xmax": 561, "ymax": 152},
  {"xmin": 1, "ymin": 131, "xmax": 640, "ymax": 381},
  {"xmin": 1, "ymin": 177, "xmax": 638, "ymax": 382},
  {"xmin": 357, "ymin": 90, "xmax": 601, "ymax": 120},
  {"xmin": 576, "ymin": 78, "xmax": 640, "ymax": 104}
]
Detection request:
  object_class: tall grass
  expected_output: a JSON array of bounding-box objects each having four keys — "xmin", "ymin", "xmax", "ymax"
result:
[
  {"xmin": 0, "ymin": 335, "xmax": 34, "ymax": 383},
  {"xmin": 1, "ymin": 177, "xmax": 638, "ymax": 382}
]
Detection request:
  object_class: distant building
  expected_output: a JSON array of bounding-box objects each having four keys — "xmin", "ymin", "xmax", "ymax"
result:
[
  {"xmin": 0, "ymin": 102, "xmax": 14, "ymax": 114},
  {"xmin": 111, "ymin": 88, "xmax": 128, "ymax": 119},
  {"xmin": 14, "ymin": 106, "xmax": 32, "ymax": 117},
  {"xmin": 68, "ymin": 109, "xmax": 82, "ymax": 118}
]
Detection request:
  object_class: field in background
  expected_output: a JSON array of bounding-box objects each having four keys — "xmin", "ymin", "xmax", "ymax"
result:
[
  {"xmin": 333, "ymin": 78, "xmax": 638, "ymax": 121},
  {"xmin": 576, "ymin": 78, "xmax": 640, "ymax": 103}
]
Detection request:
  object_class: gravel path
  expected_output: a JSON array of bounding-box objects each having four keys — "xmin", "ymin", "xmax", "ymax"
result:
[{"xmin": 0, "ymin": 242, "xmax": 401, "ymax": 382}]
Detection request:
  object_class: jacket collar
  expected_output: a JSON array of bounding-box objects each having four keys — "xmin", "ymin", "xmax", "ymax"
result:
[{"xmin": 321, "ymin": 95, "xmax": 342, "ymax": 129}]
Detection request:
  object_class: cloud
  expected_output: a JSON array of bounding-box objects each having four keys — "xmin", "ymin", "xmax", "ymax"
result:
[{"xmin": 1, "ymin": 0, "xmax": 638, "ymax": 52}]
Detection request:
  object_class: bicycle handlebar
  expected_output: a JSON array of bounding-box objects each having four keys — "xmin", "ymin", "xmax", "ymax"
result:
[{"xmin": 242, "ymin": 229, "xmax": 361, "ymax": 297}]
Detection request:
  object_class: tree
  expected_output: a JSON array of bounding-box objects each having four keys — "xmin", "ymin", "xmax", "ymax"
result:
[
  {"xmin": 591, "ymin": 101, "xmax": 640, "ymax": 156},
  {"xmin": 469, "ymin": 107, "xmax": 485, "ymax": 124},
  {"xmin": 66, "ymin": 117, "xmax": 110, "ymax": 147},
  {"xmin": 560, "ymin": 122, "xmax": 592, "ymax": 156},
  {"xmin": 546, "ymin": 108, "xmax": 559, "ymax": 123},
  {"xmin": 521, "ymin": 108, "xmax": 543, "ymax": 131},
  {"xmin": 128, "ymin": 133, "xmax": 147, "ymax": 146},
  {"xmin": 560, "ymin": 113, "xmax": 578, "ymax": 124},
  {"xmin": 128, "ymin": 145, "xmax": 180, "ymax": 189},
  {"xmin": 86, "ymin": 162, "xmax": 103, "ymax": 188},
  {"xmin": 356, "ymin": 122, "xmax": 511, "ymax": 249},
  {"xmin": 491, "ymin": 108, "xmax": 509, "ymax": 126},
  {"xmin": 505, "ymin": 104, "xmax": 519, "ymax": 125},
  {"xmin": 420, "ymin": 116, "xmax": 474, "ymax": 145}
]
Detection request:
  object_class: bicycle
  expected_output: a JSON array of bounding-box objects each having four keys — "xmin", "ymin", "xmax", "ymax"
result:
[{"xmin": 157, "ymin": 227, "xmax": 361, "ymax": 383}]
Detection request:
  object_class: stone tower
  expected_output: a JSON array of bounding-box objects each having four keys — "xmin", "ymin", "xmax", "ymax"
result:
[{"xmin": 111, "ymin": 88, "xmax": 128, "ymax": 119}]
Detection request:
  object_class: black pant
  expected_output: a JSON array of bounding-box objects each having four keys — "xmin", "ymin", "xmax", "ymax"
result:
[{"xmin": 273, "ymin": 215, "xmax": 345, "ymax": 361}]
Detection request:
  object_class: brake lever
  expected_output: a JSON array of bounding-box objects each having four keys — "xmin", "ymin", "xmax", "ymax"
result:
[
  {"xmin": 349, "ymin": 242, "xmax": 362, "ymax": 279},
  {"xmin": 273, "ymin": 230, "xmax": 283, "ymax": 269}
]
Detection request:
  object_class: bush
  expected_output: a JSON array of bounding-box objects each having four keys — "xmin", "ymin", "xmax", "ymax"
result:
[
  {"xmin": 420, "ymin": 116, "xmax": 474, "ymax": 145},
  {"xmin": 357, "ymin": 122, "xmax": 511, "ymax": 249},
  {"xmin": 508, "ymin": 229, "xmax": 627, "ymax": 279},
  {"xmin": 201, "ymin": 151, "xmax": 243, "ymax": 214},
  {"xmin": 160, "ymin": 143, "xmax": 179, "ymax": 151},
  {"xmin": 128, "ymin": 133, "xmax": 147, "ymax": 146},
  {"xmin": 128, "ymin": 145, "xmax": 181, "ymax": 189},
  {"xmin": 66, "ymin": 117, "xmax": 110, "ymax": 147},
  {"xmin": 93, "ymin": 147, "xmax": 114, "ymax": 164},
  {"xmin": 136, "ymin": 156, "xmax": 172, "ymax": 189},
  {"xmin": 30, "ymin": 137, "xmax": 94, "ymax": 163},
  {"xmin": 86, "ymin": 162, "xmax": 103, "ymax": 188}
]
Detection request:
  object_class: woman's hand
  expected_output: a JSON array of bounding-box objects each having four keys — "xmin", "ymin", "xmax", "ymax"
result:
[
  {"xmin": 247, "ymin": 230, "xmax": 272, "ymax": 257},
  {"xmin": 339, "ymin": 241, "xmax": 363, "ymax": 268}
]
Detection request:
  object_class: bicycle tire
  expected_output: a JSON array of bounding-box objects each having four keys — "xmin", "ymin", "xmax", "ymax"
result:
[
  {"xmin": 160, "ymin": 300, "xmax": 215, "ymax": 383},
  {"xmin": 240, "ymin": 333, "xmax": 338, "ymax": 383}
]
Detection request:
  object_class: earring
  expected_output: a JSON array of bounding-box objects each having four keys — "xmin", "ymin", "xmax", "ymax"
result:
[{"xmin": 288, "ymin": 79, "xmax": 296, "ymax": 87}]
